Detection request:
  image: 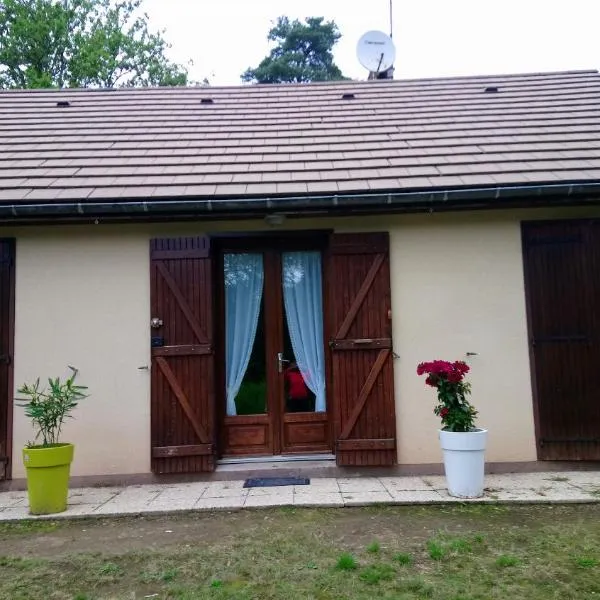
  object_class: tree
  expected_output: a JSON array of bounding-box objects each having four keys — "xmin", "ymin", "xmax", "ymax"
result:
[
  {"xmin": 0, "ymin": 0, "xmax": 189, "ymax": 88},
  {"xmin": 242, "ymin": 16, "xmax": 346, "ymax": 84}
]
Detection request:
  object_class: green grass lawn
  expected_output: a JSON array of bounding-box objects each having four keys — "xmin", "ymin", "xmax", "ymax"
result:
[{"xmin": 0, "ymin": 504, "xmax": 599, "ymax": 599}]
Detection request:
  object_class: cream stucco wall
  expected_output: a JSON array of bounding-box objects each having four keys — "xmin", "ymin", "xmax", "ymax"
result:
[
  {"xmin": 12, "ymin": 230, "xmax": 152, "ymax": 478},
  {"xmin": 7, "ymin": 206, "xmax": 600, "ymax": 477},
  {"xmin": 390, "ymin": 215, "xmax": 535, "ymax": 463}
]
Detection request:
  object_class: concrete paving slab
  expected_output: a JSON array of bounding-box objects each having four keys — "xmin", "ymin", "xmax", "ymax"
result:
[
  {"xmin": 0, "ymin": 471, "xmax": 599, "ymax": 521},
  {"xmin": 338, "ymin": 478, "xmax": 388, "ymax": 493},
  {"xmin": 245, "ymin": 495, "xmax": 293, "ymax": 508},
  {"xmin": 387, "ymin": 489, "xmax": 447, "ymax": 503},
  {"xmin": 342, "ymin": 491, "xmax": 393, "ymax": 506},
  {"xmin": 194, "ymin": 497, "xmax": 246, "ymax": 510},
  {"xmin": 293, "ymin": 493, "xmax": 344, "ymax": 507},
  {"xmin": 380, "ymin": 477, "xmax": 433, "ymax": 491}
]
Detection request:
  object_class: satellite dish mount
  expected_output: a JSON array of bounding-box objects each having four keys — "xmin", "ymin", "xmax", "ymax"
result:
[{"xmin": 356, "ymin": 30, "xmax": 396, "ymax": 80}]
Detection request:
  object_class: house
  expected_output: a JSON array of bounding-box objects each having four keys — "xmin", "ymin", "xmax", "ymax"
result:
[{"xmin": 1, "ymin": 70, "xmax": 600, "ymax": 484}]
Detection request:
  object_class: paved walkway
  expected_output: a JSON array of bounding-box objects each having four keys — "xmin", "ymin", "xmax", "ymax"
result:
[{"xmin": 1, "ymin": 471, "xmax": 599, "ymax": 521}]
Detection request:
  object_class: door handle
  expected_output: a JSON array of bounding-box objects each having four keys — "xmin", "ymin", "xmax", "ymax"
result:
[{"xmin": 277, "ymin": 352, "xmax": 290, "ymax": 373}]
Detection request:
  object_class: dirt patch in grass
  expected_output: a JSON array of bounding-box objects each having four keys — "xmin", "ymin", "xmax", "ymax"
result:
[{"xmin": 0, "ymin": 504, "xmax": 599, "ymax": 599}]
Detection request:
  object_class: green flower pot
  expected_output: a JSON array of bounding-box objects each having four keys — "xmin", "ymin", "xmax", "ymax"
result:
[{"xmin": 22, "ymin": 443, "xmax": 74, "ymax": 515}]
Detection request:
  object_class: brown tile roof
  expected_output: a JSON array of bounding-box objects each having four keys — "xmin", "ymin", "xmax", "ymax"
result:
[{"xmin": 2, "ymin": 70, "xmax": 600, "ymax": 205}]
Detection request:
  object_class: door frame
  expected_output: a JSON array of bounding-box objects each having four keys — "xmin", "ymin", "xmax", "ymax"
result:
[
  {"xmin": 0, "ymin": 239, "xmax": 15, "ymax": 481},
  {"xmin": 212, "ymin": 230, "xmax": 333, "ymax": 458},
  {"xmin": 521, "ymin": 218, "xmax": 600, "ymax": 460}
]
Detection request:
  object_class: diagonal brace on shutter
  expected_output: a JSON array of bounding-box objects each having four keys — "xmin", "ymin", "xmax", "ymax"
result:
[
  {"xmin": 335, "ymin": 253, "xmax": 385, "ymax": 340},
  {"xmin": 338, "ymin": 349, "xmax": 391, "ymax": 440},
  {"xmin": 155, "ymin": 262, "xmax": 209, "ymax": 344},
  {"xmin": 155, "ymin": 357, "xmax": 211, "ymax": 445}
]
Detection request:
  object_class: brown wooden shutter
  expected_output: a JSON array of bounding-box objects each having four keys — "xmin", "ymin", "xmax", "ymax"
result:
[
  {"xmin": 523, "ymin": 220, "xmax": 600, "ymax": 460},
  {"xmin": 328, "ymin": 232, "xmax": 397, "ymax": 466},
  {"xmin": 150, "ymin": 236, "xmax": 216, "ymax": 473},
  {"xmin": 0, "ymin": 239, "xmax": 14, "ymax": 481}
]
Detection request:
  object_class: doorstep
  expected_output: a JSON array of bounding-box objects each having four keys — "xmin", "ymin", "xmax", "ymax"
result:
[
  {"xmin": 0, "ymin": 471, "xmax": 599, "ymax": 522},
  {"xmin": 3, "ymin": 460, "xmax": 600, "ymax": 492}
]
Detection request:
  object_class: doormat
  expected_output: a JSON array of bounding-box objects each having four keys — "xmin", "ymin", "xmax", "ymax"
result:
[{"xmin": 243, "ymin": 477, "xmax": 310, "ymax": 488}]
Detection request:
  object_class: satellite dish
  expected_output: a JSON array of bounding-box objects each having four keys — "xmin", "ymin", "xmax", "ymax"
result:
[{"xmin": 357, "ymin": 30, "xmax": 396, "ymax": 73}]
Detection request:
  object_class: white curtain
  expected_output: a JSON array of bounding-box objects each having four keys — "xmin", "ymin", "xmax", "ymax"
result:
[
  {"xmin": 225, "ymin": 253, "xmax": 264, "ymax": 416},
  {"xmin": 282, "ymin": 252, "xmax": 326, "ymax": 412}
]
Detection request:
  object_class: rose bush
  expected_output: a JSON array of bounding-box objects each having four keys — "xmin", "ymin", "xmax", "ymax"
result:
[{"xmin": 417, "ymin": 360, "xmax": 477, "ymax": 432}]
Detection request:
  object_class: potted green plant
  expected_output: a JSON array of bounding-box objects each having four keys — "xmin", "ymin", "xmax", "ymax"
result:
[
  {"xmin": 417, "ymin": 360, "xmax": 487, "ymax": 498},
  {"xmin": 16, "ymin": 366, "xmax": 88, "ymax": 515}
]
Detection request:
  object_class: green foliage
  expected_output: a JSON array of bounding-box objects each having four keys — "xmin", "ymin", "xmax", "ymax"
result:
[
  {"xmin": 426, "ymin": 540, "xmax": 445, "ymax": 560},
  {"xmin": 140, "ymin": 565, "xmax": 179, "ymax": 583},
  {"xmin": 358, "ymin": 563, "xmax": 395, "ymax": 584},
  {"xmin": 495, "ymin": 554, "xmax": 521, "ymax": 567},
  {"xmin": 0, "ymin": 0, "xmax": 189, "ymax": 89},
  {"xmin": 448, "ymin": 537, "xmax": 473, "ymax": 554},
  {"xmin": 335, "ymin": 552, "xmax": 358, "ymax": 570},
  {"xmin": 159, "ymin": 568, "xmax": 179, "ymax": 582},
  {"xmin": 16, "ymin": 366, "xmax": 88, "ymax": 446},
  {"xmin": 393, "ymin": 552, "xmax": 413, "ymax": 565},
  {"xmin": 418, "ymin": 360, "xmax": 478, "ymax": 431},
  {"xmin": 575, "ymin": 557, "xmax": 598, "ymax": 568},
  {"xmin": 242, "ymin": 16, "xmax": 346, "ymax": 83},
  {"xmin": 366, "ymin": 541, "xmax": 380, "ymax": 554},
  {"xmin": 235, "ymin": 380, "xmax": 266, "ymax": 415},
  {"xmin": 403, "ymin": 577, "xmax": 434, "ymax": 596},
  {"xmin": 434, "ymin": 378, "xmax": 478, "ymax": 432},
  {"xmin": 97, "ymin": 562, "xmax": 123, "ymax": 577}
]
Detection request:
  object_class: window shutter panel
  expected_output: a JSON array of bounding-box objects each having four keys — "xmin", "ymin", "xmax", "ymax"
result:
[
  {"xmin": 150, "ymin": 236, "xmax": 216, "ymax": 473},
  {"xmin": 328, "ymin": 233, "xmax": 397, "ymax": 466},
  {"xmin": 0, "ymin": 239, "xmax": 14, "ymax": 481}
]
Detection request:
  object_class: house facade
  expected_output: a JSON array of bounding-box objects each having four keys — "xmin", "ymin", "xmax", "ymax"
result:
[{"xmin": 1, "ymin": 71, "xmax": 600, "ymax": 482}]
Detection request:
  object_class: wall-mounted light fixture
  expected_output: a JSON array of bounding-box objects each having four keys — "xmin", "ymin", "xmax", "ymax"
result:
[{"xmin": 264, "ymin": 214, "xmax": 286, "ymax": 227}]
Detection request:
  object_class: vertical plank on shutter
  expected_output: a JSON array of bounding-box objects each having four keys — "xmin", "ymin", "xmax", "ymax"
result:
[
  {"xmin": 150, "ymin": 237, "xmax": 216, "ymax": 473},
  {"xmin": 328, "ymin": 233, "xmax": 397, "ymax": 466},
  {"xmin": 523, "ymin": 220, "xmax": 600, "ymax": 460},
  {"xmin": 0, "ymin": 239, "xmax": 14, "ymax": 480}
]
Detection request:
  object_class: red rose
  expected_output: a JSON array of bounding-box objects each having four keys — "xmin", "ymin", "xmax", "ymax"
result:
[
  {"xmin": 454, "ymin": 361, "xmax": 470, "ymax": 375},
  {"xmin": 418, "ymin": 359, "xmax": 470, "ymax": 386},
  {"xmin": 425, "ymin": 374, "xmax": 438, "ymax": 387},
  {"xmin": 440, "ymin": 407, "xmax": 449, "ymax": 418},
  {"xmin": 446, "ymin": 371, "xmax": 461, "ymax": 383}
]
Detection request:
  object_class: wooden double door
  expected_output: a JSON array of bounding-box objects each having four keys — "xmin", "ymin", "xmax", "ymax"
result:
[
  {"xmin": 149, "ymin": 232, "xmax": 397, "ymax": 473},
  {"xmin": 218, "ymin": 243, "xmax": 330, "ymax": 457},
  {"xmin": 523, "ymin": 219, "xmax": 600, "ymax": 460}
]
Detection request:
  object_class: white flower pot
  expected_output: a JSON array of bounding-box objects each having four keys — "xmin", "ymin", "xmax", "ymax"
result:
[{"xmin": 438, "ymin": 428, "xmax": 488, "ymax": 498}]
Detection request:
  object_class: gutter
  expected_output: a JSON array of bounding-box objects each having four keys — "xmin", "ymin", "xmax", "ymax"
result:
[{"xmin": 2, "ymin": 181, "xmax": 600, "ymax": 224}]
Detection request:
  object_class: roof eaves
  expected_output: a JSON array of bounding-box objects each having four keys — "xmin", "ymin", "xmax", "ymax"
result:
[{"xmin": 1, "ymin": 181, "xmax": 600, "ymax": 224}]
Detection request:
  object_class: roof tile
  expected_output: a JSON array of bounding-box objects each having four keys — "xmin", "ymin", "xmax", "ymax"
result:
[
  {"xmin": 307, "ymin": 181, "xmax": 338, "ymax": 193},
  {"xmin": 367, "ymin": 178, "xmax": 402, "ymax": 190},
  {"xmin": 214, "ymin": 184, "xmax": 248, "ymax": 196},
  {"xmin": 0, "ymin": 188, "xmax": 33, "ymax": 201},
  {"xmin": 245, "ymin": 183, "xmax": 278, "ymax": 195},
  {"xmin": 2, "ymin": 71, "xmax": 600, "ymax": 204},
  {"xmin": 23, "ymin": 188, "xmax": 67, "ymax": 200}
]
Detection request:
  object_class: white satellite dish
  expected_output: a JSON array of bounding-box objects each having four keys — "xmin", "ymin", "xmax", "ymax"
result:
[{"xmin": 357, "ymin": 30, "xmax": 396, "ymax": 73}]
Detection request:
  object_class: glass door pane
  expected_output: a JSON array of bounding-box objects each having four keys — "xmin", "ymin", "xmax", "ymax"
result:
[
  {"xmin": 224, "ymin": 253, "xmax": 266, "ymax": 416},
  {"xmin": 281, "ymin": 251, "xmax": 326, "ymax": 414},
  {"xmin": 234, "ymin": 298, "xmax": 266, "ymax": 415},
  {"xmin": 283, "ymin": 316, "xmax": 316, "ymax": 412}
]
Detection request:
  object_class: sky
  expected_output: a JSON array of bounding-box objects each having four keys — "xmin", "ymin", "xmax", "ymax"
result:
[{"xmin": 141, "ymin": 0, "xmax": 600, "ymax": 86}]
